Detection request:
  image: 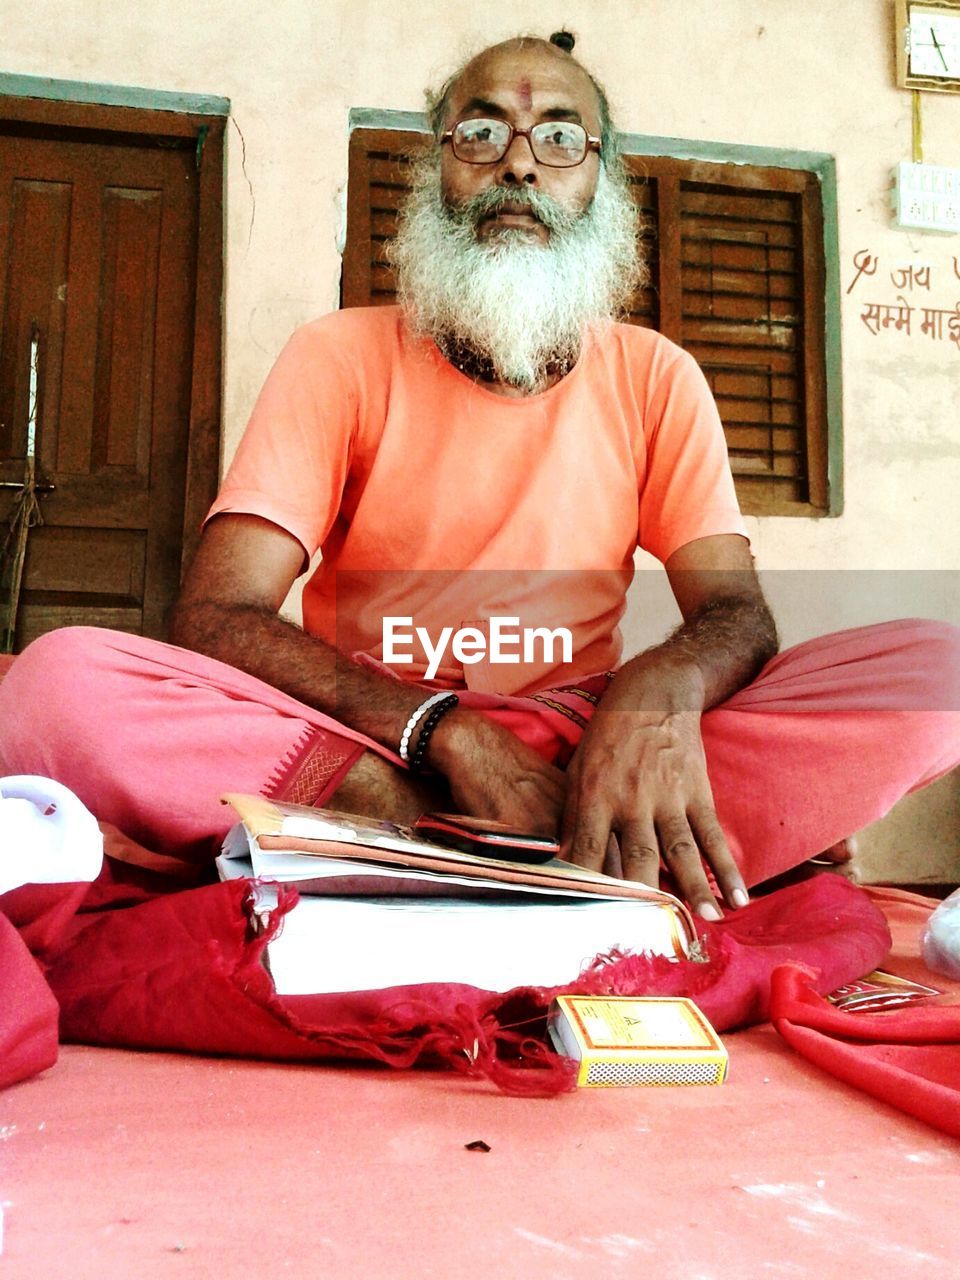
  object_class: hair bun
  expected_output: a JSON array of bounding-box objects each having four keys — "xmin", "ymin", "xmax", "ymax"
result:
[{"xmin": 549, "ymin": 30, "xmax": 576, "ymax": 53}]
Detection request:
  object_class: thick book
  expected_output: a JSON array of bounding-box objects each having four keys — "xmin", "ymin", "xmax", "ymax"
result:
[{"xmin": 217, "ymin": 793, "xmax": 700, "ymax": 997}]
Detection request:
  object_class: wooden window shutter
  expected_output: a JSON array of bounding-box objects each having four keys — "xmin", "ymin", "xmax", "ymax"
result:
[
  {"xmin": 623, "ymin": 155, "xmax": 829, "ymax": 516},
  {"xmin": 342, "ymin": 127, "xmax": 424, "ymax": 308},
  {"xmin": 344, "ymin": 129, "xmax": 832, "ymax": 516}
]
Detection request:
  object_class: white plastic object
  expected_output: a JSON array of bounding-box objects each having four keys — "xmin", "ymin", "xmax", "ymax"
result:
[
  {"xmin": 921, "ymin": 887, "xmax": 960, "ymax": 981},
  {"xmin": 0, "ymin": 775, "xmax": 103, "ymax": 894}
]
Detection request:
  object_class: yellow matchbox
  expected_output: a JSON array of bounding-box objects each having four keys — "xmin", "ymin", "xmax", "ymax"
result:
[{"xmin": 548, "ymin": 995, "xmax": 728, "ymax": 1088}]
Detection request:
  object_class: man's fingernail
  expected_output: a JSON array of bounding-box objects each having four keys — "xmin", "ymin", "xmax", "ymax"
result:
[
  {"xmin": 697, "ymin": 902, "xmax": 723, "ymax": 922},
  {"xmin": 732, "ymin": 888, "xmax": 750, "ymax": 909}
]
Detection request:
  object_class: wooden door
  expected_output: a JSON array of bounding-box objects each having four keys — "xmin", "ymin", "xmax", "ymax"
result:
[{"xmin": 0, "ymin": 102, "xmax": 223, "ymax": 649}]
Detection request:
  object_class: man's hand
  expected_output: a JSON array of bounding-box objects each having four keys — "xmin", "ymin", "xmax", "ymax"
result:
[
  {"xmin": 561, "ymin": 661, "xmax": 747, "ymax": 919},
  {"xmin": 560, "ymin": 534, "xmax": 777, "ymax": 917},
  {"xmin": 429, "ymin": 708, "xmax": 566, "ymax": 836}
]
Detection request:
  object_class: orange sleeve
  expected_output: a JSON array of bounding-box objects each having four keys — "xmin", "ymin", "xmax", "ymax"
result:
[
  {"xmin": 637, "ymin": 346, "xmax": 748, "ymax": 564},
  {"xmin": 204, "ymin": 320, "xmax": 358, "ymax": 561}
]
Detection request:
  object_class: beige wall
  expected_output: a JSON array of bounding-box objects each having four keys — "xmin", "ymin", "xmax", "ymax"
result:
[
  {"xmin": 4, "ymin": 1, "xmax": 957, "ymax": 574},
  {"xmin": 3, "ymin": 0, "xmax": 958, "ymax": 876}
]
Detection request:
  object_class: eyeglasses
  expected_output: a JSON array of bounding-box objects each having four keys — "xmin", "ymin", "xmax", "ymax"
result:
[{"xmin": 440, "ymin": 117, "xmax": 601, "ymax": 168}]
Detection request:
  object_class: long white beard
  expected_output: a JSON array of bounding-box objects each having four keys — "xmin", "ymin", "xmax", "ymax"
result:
[{"xmin": 391, "ymin": 163, "xmax": 644, "ymax": 393}]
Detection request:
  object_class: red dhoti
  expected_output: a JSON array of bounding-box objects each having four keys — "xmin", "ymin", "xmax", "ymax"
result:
[{"xmin": 1, "ymin": 619, "xmax": 957, "ymax": 886}]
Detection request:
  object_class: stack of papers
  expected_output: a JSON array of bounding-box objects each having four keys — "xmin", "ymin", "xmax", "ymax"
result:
[{"xmin": 217, "ymin": 795, "xmax": 700, "ymax": 996}]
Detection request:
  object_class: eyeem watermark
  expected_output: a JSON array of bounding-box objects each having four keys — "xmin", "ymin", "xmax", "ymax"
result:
[{"xmin": 383, "ymin": 616, "xmax": 573, "ymax": 680}]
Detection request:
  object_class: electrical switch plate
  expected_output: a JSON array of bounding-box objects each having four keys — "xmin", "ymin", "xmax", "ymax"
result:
[{"xmin": 893, "ymin": 161, "xmax": 960, "ymax": 232}]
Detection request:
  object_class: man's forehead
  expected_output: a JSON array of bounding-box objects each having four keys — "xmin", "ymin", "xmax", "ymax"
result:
[{"xmin": 444, "ymin": 43, "xmax": 601, "ymax": 126}]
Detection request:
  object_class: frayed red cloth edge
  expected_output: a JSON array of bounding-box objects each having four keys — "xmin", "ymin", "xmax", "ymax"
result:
[
  {"xmin": 770, "ymin": 963, "xmax": 960, "ymax": 1139},
  {"xmin": 4, "ymin": 867, "xmax": 891, "ymax": 1096}
]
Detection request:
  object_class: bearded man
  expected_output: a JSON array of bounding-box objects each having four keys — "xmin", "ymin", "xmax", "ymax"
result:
[{"xmin": 1, "ymin": 34, "xmax": 957, "ymax": 921}]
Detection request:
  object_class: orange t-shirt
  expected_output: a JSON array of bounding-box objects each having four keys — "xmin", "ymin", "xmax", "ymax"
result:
[{"xmin": 206, "ymin": 306, "xmax": 747, "ymax": 694}]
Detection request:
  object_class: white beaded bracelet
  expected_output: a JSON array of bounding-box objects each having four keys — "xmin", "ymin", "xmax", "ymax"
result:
[{"xmin": 399, "ymin": 692, "xmax": 452, "ymax": 763}]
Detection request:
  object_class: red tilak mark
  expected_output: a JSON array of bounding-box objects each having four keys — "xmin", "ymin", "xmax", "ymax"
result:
[{"xmin": 517, "ymin": 78, "xmax": 533, "ymax": 109}]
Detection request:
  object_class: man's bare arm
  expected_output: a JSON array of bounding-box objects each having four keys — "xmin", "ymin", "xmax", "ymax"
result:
[
  {"xmin": 170, "ymin": 513, "xmax": 566, "ymax": 828},
  {"xmin": 170, "ymin": 513, "xmax": 433, "ymax": 747},
  {"xmin": 562, "ymin": 534, "xmax": 777, "ymax": 916},
  {"xmin": 658, "ymin": 532, "xmax": 777, "ymax": 705}
]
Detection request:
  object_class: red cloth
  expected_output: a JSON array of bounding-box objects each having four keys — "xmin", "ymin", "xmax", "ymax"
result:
[
  {"xmin": 0, "ymin": 912, "xmax": 59, "ymax": 1090},
  {"xmin": 0, "ymin": 864, "xmax": 890, "ymax": 1097},
  {"xmin": 0, "ymin": 654, "xmax": 82, "ymax": 1084},
  {"xmin": 0, "ymin": 881, "xmax": 93, "ymax": 1089},
  {"xmin": 770, "ymin": 964, "xmax": 960, "ymax": 1139}
]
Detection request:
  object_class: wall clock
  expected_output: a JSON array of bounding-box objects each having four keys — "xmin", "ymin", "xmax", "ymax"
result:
[{"xmin": 896, "ymin": 0, "xmax": 960, "ymax": 91}]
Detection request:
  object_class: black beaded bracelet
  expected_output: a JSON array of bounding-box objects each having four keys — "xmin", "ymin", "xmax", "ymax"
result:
[{"xmin": 408, "ymin": 693, "xmax": 459, "ymax": 774}]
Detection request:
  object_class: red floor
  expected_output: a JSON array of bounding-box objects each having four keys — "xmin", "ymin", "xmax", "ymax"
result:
[{"xmin": 2, "ymin": 890, "xmax": 959, "ymax": 1279}]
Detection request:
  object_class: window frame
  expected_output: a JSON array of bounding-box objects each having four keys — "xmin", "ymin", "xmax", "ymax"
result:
[
  {"xmin": 343, "ymin": 108, "xmax": 843, "ymax": 517},
  {"xmin": 617, "ymin": 130, "xmax": 843, "ymax": 518}
]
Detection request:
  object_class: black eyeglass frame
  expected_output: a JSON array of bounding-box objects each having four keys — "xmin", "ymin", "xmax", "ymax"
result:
[{"xmin": 440, "ymin": 118, "xmax": 603, "ymax": 168}]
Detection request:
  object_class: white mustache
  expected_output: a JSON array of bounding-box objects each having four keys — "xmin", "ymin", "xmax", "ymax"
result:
[{"xmin": 449, "ymin": 185, "xmax": 580, "ymax": 233}]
